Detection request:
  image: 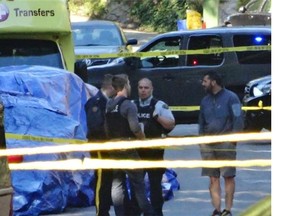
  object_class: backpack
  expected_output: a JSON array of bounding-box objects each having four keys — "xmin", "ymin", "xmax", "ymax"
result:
[{"xmin": 85, "ymin": 93, "xmax": 107, "ymax": 140}]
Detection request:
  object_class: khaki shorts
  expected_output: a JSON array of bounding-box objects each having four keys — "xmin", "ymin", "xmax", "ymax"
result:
[{"xmin": 199, "ymin": 142, "xmax": 237, "ymax": 177}]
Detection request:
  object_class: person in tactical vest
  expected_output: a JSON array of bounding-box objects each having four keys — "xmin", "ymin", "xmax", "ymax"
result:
[
  {"xmin": 105, "ymin": 74, "xmax": 155, "ymax": 216},
  {"xmin": 130, "ymin": 78, "xmax": 175, "ymax": 216}
]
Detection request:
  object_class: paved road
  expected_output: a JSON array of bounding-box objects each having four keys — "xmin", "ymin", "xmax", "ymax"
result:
[
  {"xmin": 43, "ymin": 124, "xmax": 271, "ymax": 216},
  {"xmin": 124, "ymin": 30, "xmax": 158, "ymax": 51}
]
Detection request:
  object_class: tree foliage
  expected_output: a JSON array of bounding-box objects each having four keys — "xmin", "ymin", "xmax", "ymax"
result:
[
  {"xmin": 68, "ymin": 0, "xmax": 270, "ymax": 32},
  {"xmin": 130, "ymin": 0, "xmax": 204, "ymax": 32}
]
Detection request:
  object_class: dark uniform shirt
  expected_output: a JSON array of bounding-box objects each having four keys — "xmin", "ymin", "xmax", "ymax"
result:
[{"xmin": 85, "ymin": 90, "xmax": 108, "ymax": 141}]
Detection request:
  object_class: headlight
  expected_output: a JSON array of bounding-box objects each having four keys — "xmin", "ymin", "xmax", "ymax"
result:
[
  {"xmin": 252, "ymin": 82, "xmax": 271, "ymax": 97},
  {"xmin": 84, "ymin": 59, "xmax": 92, "ymax": 66}
]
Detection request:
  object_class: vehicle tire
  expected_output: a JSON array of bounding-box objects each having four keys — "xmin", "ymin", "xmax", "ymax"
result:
[{"xmin": 244, "ymin": 111, "xmax": 271, "ymax": 132}]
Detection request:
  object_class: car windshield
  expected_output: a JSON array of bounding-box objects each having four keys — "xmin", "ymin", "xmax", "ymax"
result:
[
  {"xmin": 72, "ymin": 23, "xmax": 123, "ymax": 46},
  {"xmin": 0, "ymin": 39, "xmax": 64, "ymax": 68}
]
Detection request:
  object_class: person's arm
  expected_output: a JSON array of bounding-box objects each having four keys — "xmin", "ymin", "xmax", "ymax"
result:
[
  {"xmin": 198, "ymin": 100, "xmax": 205, "ymax": 135},
  {"xmin": 229, "ymin": 95, "xmax": 244, "ymax": 132},
  {"xmin": 153, "ymin": 101, "xmax": 175, "ymax": 131},
  {"xmin": 134, "ymin": 129, "xmax": 145, "ymax": 140}
]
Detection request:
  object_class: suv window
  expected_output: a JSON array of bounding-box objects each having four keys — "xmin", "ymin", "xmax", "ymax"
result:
[
  {"xmin": 140, "ymin": 37, "xmax": 181, "ymax": 68},
  {"xmin": 187, "ymin": 35, "xmax": 224, "ymax": 66},
  {"xmin": 0, "ymin": 39, "xmax": 64, "ymax": 68},
  {"xmin": 233, "ymin": 35, "xmax": 271, "ymax": 64}
]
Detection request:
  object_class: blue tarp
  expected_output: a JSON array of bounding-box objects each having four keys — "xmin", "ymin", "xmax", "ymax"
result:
[{"xmin": 0, "ymin": 65, "xmax": 96, "ymax": 216}]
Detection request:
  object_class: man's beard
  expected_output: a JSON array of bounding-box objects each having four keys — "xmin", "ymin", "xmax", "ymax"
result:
[{"xmin": 205, "ymin": 85, "xmax": 213, "ymax": 94}]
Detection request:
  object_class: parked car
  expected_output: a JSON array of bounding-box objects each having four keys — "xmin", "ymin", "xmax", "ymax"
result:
[
  {"xmin": 87, "ymin": 26, "xmax": 271, "ymax": 124},
  {"xmin": 72, "ymin": 20, "xmax": 138, "ymax": 67},
  {"xmin": 242, "ymin": 75, "xmax": 271, "ymax": 131}
]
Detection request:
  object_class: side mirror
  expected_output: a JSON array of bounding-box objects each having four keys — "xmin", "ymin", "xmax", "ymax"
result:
[
  {"xmin": 126, "ymin": 38, "xmax": 138, "ymax": 46},
  {"xmin": 124, "ymin": 57, "xmax": 140, "ymax": 69}
]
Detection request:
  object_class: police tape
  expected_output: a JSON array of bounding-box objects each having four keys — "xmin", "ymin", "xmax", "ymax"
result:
[
  {"xmin": 1, "ymin": 132, "xmax": 271, "ymax": 157},
  {"xmin": 239, "ymin": 195, "xmax": 271, "ymax": 216},
  {"xmin": 8, "ymin": 159, "xmax": 271, "ymax": 170},
  {"xmin": 5, "ymin": 133, "xmax": 87, "ymax": 144},
  {"xmin": 238, "ymin": 195, "xmax": 271, "ymax": 216},
  {"xmin": 169, "ymin": 105, "xmax": 271, "ymax": 112},
  {"xmin": 242, "ymin": 106, "xmax": 271, "ymax": 111},
  {"xmin": 76, "ymin": 45, "xmax": 271, "ymax": 60},
  {"xmin": 169, "ymin": 106, "xmax": 200, "ymax": 111}
]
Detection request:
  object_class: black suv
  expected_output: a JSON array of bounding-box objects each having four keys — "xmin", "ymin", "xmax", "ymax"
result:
[{"xmin": 87, "ymin": 26, "xmax": 271, "ymax": 124}]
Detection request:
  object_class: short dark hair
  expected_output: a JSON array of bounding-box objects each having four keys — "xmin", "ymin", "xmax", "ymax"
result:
[
  {"xmin": 101, "ymin": 74, "xmax": 113, "ymax": 89},
  {"xmin": 204, "ymin": 71, "xmax": 223, "ymax": 87},
  {"xmin": 112, "ymin": 74, "xmax": 129, "ymax": 91}
]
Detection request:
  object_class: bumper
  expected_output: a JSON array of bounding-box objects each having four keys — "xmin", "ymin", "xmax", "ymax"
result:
[{"xmin": 243, "ymin": 94, "xmax": 271, "ymax": 131}]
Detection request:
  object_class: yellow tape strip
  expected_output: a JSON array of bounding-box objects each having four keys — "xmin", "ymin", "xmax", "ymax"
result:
[
  {"xmin": 76, "ymin": 45, "xmax": 271, "ymax": 60},
  {"xmin": 169, "ymin": 106, "xmax": 271, "ymax": 112},
  {"xmin": 242, "ymin": 106, "xmax": 271, "ymax": 111},
  {"xmin": 239, "ymin": 195, "xmax": 271, "ymax": 216},
  {"xmin": 9, "ymin": 159, "xmax": 271, "ymax": 170},
  {"xmin": 0, "ymin": 132, "xmax": 271, "ymax": 157},
  {"xmin": 5, "ymin": 133, "xmax": 87, "ymax": 144},
  {"xmin": 170, "ymin": 106, "xmax": 200, "ymax": 111}
]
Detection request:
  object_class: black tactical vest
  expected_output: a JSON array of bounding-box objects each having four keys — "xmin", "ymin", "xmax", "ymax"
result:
[
  {"xmin": 134, "ymin": 98, "xmax": 164, "ymax": 138},
  {"xmin": 105, "ymin": 97, "xmax": 135, "ymax": 139}
]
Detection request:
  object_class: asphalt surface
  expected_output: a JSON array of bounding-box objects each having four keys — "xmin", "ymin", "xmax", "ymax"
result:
[
  {"xmin": 124, "ymin": 30, "xmax": 158, "ymax": 51},
  {"xmin": 42, "ymin": 124, "xmax": 271, "ymax": 216}
]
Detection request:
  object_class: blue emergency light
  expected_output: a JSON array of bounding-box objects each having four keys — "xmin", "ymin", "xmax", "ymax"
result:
[{"xmin": 254, "ymin": 36, "xmax": 263, "ymax": 43}]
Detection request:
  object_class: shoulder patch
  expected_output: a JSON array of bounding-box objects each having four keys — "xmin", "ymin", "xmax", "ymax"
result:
[
  {"xmin": 162, "ymin": 103, "xmax": 169, "ymax": 109},
  {"xmin": 92, "ymin": 106, "xmax": 98, "ymax": 112}
]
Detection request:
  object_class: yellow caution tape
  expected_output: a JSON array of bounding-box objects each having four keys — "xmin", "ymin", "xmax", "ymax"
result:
[
  {"xmin": 76, "ymin": 45, "xmax": 271, "ymax": 60},
  {"xmin": 3, "ymin": 132, "xmax": 271, "ymax": 170},
  {"xmin": 9, "ymin": 159, "xmax": 271, "ymax": 170},
  {"xmin": 242, "ymin": 106, "xmax": 271, "ymax": 111},
  {"xmin": 170, "ymin": 106, "xmax": 200, "ymax": 111},
  {"xmin": 5, "ymin": 133, "xmax": 87, "ymax": 144},
  {"xmin": 170, "ymin": 106, "xmax": 271, "ymax": 112},
  {"xmin": 239, "ymin": 195, "xmax": 271, "ymax": 216},
  {"xmin": 1, "ymin": 132, "xmax": 271, "ymax": 157}
]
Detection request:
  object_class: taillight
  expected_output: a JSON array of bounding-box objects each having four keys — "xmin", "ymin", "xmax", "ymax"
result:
[{"xmin": 191, "ymin": 59, "xmax": 198, "ymax": 66}]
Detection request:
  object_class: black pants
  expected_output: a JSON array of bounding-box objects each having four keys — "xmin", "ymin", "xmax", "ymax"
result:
[
  {"xmin": 109, "ymin": 149, "xmax": 155, "ymax": 216},
  {"xmin": 91, "ymin": 151, "xmax": 113, "ymax": 216},
  {"xmin": 128, "ymin": 149, "xmax": 165, "ymax": 216}
]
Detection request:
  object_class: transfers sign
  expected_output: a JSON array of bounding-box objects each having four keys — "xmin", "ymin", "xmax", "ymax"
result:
[{"xmin": 0, "ymin": 0, "xmax": 71, "ymax": 33}]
